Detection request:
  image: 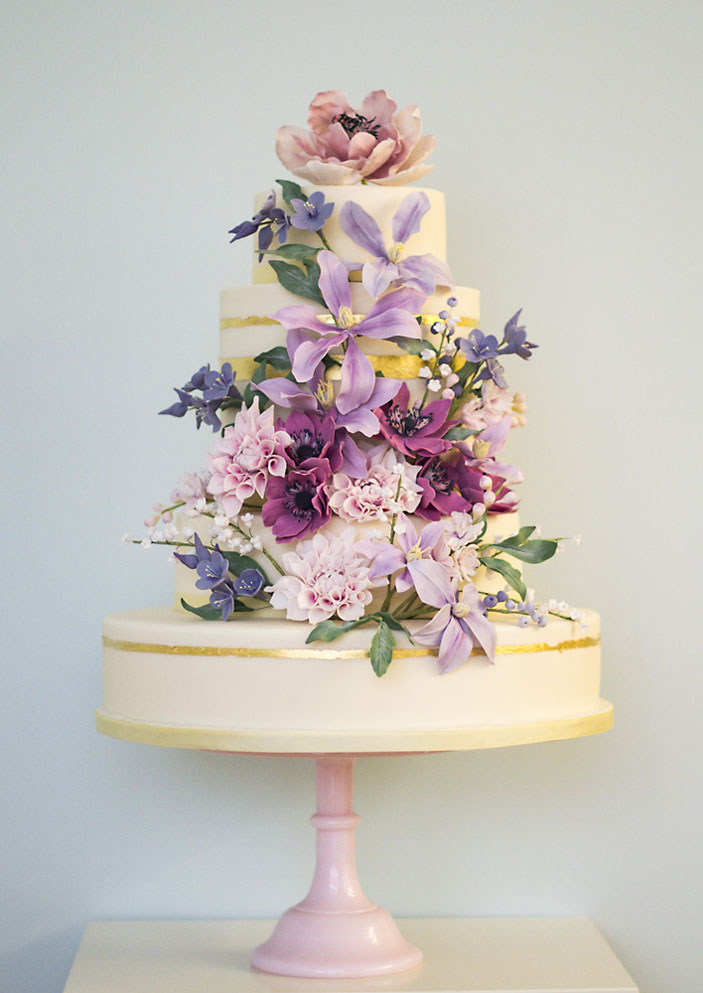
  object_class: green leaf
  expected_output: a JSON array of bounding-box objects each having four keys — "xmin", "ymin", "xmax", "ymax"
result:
[
  {"xmin": 479, "ymin": 556, "xmax": 526, "ymax": 600},
  {"xmin": 370, "ymin": 620, "xmax": 395, "ymax": 677},
  {"xmin": 269, "ymin": 259, "xmax": 326, "ymax": 308},
  {"xmin": 305, "ymin": 616, "xmax": 373, "ymax": 644},
  {"xmin": 455, "ymin": 361, "xmax": 477, "ymax": 389},
  {"xmin": 377, "ymin": 612, "xmax": 414, "ymax": 643},
  {"xmin": 495, "ymin": 526, "xmax": 536, "ymax": 547},
  {"xmin": 390, "ymin": 335, "xmax": 433, "ymax": 356},
  {"xmin": 253, "ymin": 345, "xmax": 291, "ymax": 370},
  {"xmin": 490, "ymin": 539, "xmax": 558, "ymax": 564},
  {"xmin": 221, "ymin": 551, "xmax": 270, "ymax": 585},
  {"xmin": 180, "ymin": 599, "xmax": 222, "ymax": 621},
  {"xmin": 260, "ymin": 243, "xmax": 321, "ymax": 264},
  {"xmin": 276, "ymin": 178, "xmax": 307, "ymax": 208},
  {"xmin": 443, "ymin": 425, "xmax": 478, "ymax": 441}
]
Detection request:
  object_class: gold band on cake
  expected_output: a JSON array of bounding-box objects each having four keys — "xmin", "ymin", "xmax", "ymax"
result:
[
  {"xmin": 103, "ymin": 634, "xmax": 600, "ymax": 660},
  {"xmin": 220, "ymin": 314, "xmax": 479, "ymax": 330}
]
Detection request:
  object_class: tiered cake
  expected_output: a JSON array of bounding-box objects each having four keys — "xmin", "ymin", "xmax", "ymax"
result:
[{"xmin": 99, "ymin": 90, "xmax": 610, "ymax": 751}]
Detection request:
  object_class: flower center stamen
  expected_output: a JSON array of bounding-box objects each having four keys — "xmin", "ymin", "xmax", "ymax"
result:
[
  {"xmin": 453, "ymin": 601, "xmax": 471, "ymax": 618},
  {"xmin": 334, "ymin": 112, "xmax": 380, "ymax": 139},
  {"xmin": 338, "ymin": 306, "xmax": 357, "ymax": 330},
  {"xmin": 406, "ymin": 541, "xmax": 426, "ymax": 562},
  {"xmin": 387, "ymin": 242, "xmax": 404, "ymax": 263}
]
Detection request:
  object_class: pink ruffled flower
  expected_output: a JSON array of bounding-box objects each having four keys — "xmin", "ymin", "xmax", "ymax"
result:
[
  {"xmin": 206, "ymin": 397, "xmax": 290, "ymax": 517},
  {"xmin": 276, "ymin": 89, "xmax": 435, "ymax": 186},
  {"xmin": 170, "ymin": 470, "xmax": 209, "ymax": 510},
  {"xmin": 268, "ymin": 527, "xmax": 382, "ymax": 624},
  {"xmin": 460, "ymin": 381, "xmax": 517, "ymax": 432},
  {"xmin": 328, "ymin": 444, "xmax": 422, "ymax": 523}
]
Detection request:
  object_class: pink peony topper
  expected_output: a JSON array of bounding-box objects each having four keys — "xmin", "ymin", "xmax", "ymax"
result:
[{"xmin": 276, "ymin": 89, "xmax": 436, "ymax": 186}]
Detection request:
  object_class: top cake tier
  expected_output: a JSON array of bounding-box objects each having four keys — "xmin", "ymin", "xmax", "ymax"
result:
[{"xmin": 252, "ymin": 185, "xmax": 446, "ymax": 284}]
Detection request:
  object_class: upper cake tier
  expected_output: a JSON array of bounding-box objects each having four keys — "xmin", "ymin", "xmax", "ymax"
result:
[{"xmin": 252, "ymin": 185, "xmax": 446, "ymax": 284}]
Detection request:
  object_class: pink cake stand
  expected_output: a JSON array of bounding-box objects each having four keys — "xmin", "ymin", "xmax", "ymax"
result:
[{"xmin": 96, "ymin": 704, "xmax": 613, "ymax": 979}]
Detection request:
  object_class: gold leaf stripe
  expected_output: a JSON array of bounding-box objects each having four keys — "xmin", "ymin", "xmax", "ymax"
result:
[
  {"xmin": 221, "ymin": 354, "xmax": 430, "ymax": 380},
  {"xmin": 103, "ymin": 635, "xmax": 599, "ymax": 660},
  {"xmin": 220, "ymin": 314, "xmax": 479, "ymax": 330}
]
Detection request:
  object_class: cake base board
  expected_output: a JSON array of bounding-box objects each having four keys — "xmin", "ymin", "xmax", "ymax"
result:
[
  {"xmin": 95, "ymin": 702, "xmax": 613, "ymax": 753},
  {"xmin": 63, "ymin": 917, "xmax": 638, "ymax": 992}
]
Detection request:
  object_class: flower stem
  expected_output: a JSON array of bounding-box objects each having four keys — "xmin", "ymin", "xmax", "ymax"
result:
[{"xmin": 317, "ymin": 229, "xmax": 332, "ymax": 252}]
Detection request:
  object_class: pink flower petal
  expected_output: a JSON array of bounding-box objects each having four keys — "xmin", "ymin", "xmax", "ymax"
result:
[
  {"xmin": 255, "ymin": 378, "xmax": 317, "ymax": 411},
  {"xmin": 358, "ymin": 308, "xmax": 425, "ymax": 341},
  {"xmin": 362, "ymin": 257, "xmax": 398, "ymax": 299},
  {"xmin": 413, "ymin": 604, "xmax": 452, "ymax": 646},
  {"xmin": 336, "ymin": 337, "xmax": 375, "ymax": 414},
  {"xmin": 272, "ymin": 305, "xmax": 333, "ymax": 336},
  {"xmin": 360, "ymin": 90, "xmax": 398, "ymax": 127},
  {"xmin": 292, "ymin": 333, "xmax": 345, "ymax": 383}
]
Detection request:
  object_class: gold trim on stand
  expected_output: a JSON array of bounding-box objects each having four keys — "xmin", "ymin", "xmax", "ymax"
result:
[
  {"xmin": 102, "ymin": 634, "xmax": 600, "ymax": 660},
  {"xmin": 95, "ymin": 703, "xmax": 614, "ymax": 754}
]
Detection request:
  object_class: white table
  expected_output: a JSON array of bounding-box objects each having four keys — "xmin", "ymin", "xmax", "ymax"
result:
[{"xmin": 63, "ymin": 917, "xmax": 638, "ymax": 993}]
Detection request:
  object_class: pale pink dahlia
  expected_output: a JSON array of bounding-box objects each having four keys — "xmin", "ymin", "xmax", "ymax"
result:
[
  {"xmin": 276, "ymin": 89, "xmax": 435, "ymax": 186},
  {"xmin": 206, "ymin": 397, "xmax": 290, "ymax": 517},
  {"xmin": 328, "ymin": 445, "xmax": 422, "ymax": 523},
  {"xmin": 268, "ymin": 527, "xmax": 382, "ymax": 624},
  {"xmin": 460, "ymin": 381, "xmax": 517, "ymax": 433}
]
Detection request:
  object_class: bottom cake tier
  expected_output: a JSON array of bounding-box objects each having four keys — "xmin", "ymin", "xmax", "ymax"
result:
[{"xmin": 98, "ymin": 607, "xmax": 611, "ymax": 753}]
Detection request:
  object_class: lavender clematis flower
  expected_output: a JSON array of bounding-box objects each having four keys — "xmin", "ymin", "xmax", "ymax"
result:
[
  {"xmin": 340, "ymin": 192, "xmax": 453, "ymax": 298},
  {"xmin": 410, "ymin": 566, "xmax": 498, "ymax": 672},
  {"xmin": 359, "ymin": 514, "xmax": 450, "ymax": 593},
  {"xmin": 271, "ymin": 250, "xmax": 424, "ymax": 426},
  {"xmin": 289, "ymin": 191, "xmax": 334, "ymax": 232}
]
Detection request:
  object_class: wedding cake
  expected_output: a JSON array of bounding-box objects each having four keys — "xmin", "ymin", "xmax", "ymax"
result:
[{"xmin": 99, "ymin": 90, "xmax": 610, "ymax": 750}]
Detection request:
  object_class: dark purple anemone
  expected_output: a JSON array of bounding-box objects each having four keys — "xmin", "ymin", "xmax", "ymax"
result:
[
  {"xmin": 375, "ymin": 382, "xmax": 457, "ymax": 458},
  {"xmin": 415, "ymin": 457, "xmax": 470, "ymax": 521},
  {"xmin": 262, "ymin": 461, "xmax": 330, "ymax": 542},
  {"xmin": 279, "ymin": 410, "xmax": 342, "ymax": 472}
]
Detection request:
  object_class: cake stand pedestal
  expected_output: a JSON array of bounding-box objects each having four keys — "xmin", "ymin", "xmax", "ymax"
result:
[{"xmin": 97, "ymin": 701, "xmax": 612, "ymax": 980}]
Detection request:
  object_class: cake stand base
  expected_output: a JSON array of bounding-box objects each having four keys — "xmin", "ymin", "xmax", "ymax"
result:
[
  {"xmin": 62, "ymin": 918, "xmax": 639, "ymax": 992},
  {"xmin": 250, "ymin": 754, "xmax": 422, "ymax": 978}
]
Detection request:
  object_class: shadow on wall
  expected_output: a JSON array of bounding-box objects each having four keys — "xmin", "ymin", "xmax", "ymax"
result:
[{"xmin": 1, "ymin": 926, "xmax": 82, "ymax": 993}]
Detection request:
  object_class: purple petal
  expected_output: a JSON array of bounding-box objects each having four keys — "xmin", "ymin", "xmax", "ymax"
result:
[
  {"xmin": 362, "ymin": 257, "xmax": 398, "ymax": 299},
  {"xmin": 392, "ymin": 191, "xmax": 430, "ymax": 244},
  {"xmin": 255, "ymin": 378, "xmax": 317, "ymax": 410},
  {"xmin": 334, "ymin": 405, "xmax": 381, "ymax": 437},
  {"xmin": 336, "ymin": 337, "xmax": 376, "ymax": 414},
  {"xmin": 367, "ymin": 546, "xmax": 406, "ymax": 580},
  {"xmin": 407, "ymin": 559, "xmax": 453, "ymax": 609},
  {"xmin": 272, "ymin": 305, "xmax": 332, "ymax": 336},
  {"xmin": 292, "ymin": 333, "xmax": 345, "ymax": 383},
  {"xmin": 397, "ymin": 254, "xmax": 453, "ymax": 294},
  {"xmin": 339, "ymin": 201, "xmax": 387, "ymax": 258},
  {"xmin": 357, "ymin": 308, "xmax": 424, "ymax": 340},
  {"xmin": 466, "ymin": 610, "xmax": 498, "ymax": 664},
  {"xmin": 368, "ymin": 376, "xmax": 403, "ymax": 407},
  {"xmin": 366, "ymin": 286, "xmax": 426, "ymax": 320},
  {"xmin": 437, "ymin": 617, "xmax": 473, "ymax": 673},
  {"xmin": 418, "ymin": 520, "xmax": 446, "ymax": 552},
  {"xmin": 413, "ymin": 604, "xmax": 452, "ymax": 646},
  {"xmin": 317, "ymin": 250, "xmax": 352, "ymax": 316},
  {"xmin": 339, "ymin": 432, "xmax": 368, "ymax": 477},
  {"xmin": 396, "ymin": 515, "xmax": 418, "ymax": 554}
]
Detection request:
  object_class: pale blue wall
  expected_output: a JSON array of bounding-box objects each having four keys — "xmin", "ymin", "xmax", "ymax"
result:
[{"xmin": 3, "ymin": 2, "xmax": 701, "ymax": 991}]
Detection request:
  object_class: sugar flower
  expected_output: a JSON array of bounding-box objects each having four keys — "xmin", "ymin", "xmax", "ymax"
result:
[
  {"xmin": 340, "ymin": 192, "xmax": 452, "ymax": 298},
  {"xmin": 229, "ymin": 189, "xmax": 290, "ymax": 260},
  {"xmin": 280, "ymin": 409, "xmax": 342, "ymax": 471},
  {"xmin": 262, "ymin": 461, "xmax": 331, "ymax": 542},
  {"xmin": 415, "ymin": 456, "xmax": 468, "ymax": 520},
  {"xmin": 359, "ymin": 513, "xmax": 452, "ymax": 593},
  {"xmin": 460, "ymin": 381, "xmax": 518, "ymax": 433},
  {"xmin": 376, "ymin": 382, "xmax": 456, "ymax": 458},
  {"xmin": 170, "ymin": 470, "xmax": 209, "ymax": 510},
  {"xmin": 328, "ymin": 445, "xmax": 422, "ymax": 523},
  {"xmin": 207, "ymin": 397, "xmax": 290, "ymax": 517},
  {"xmin": 289, "ymin": 191, "xmax": 334, "ymax": 233},
  {"xmin": 276, "ymin": 89, "xmax": 435, "ymax": 186},
  {"xmin": 267, "ymin": 527, "xmax": 381, "ymax": 624},
  {"xmin": 411, "ymin": 567, "xmax": 497, "ymax": 672}
]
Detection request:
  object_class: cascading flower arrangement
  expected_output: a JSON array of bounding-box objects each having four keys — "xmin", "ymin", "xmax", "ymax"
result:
[{"xmin": 129, "ymin": 91, "xmax": 586, "ymax": 677}]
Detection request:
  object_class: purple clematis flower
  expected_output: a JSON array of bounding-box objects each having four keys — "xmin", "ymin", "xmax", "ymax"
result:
[
  {"xmin": 340, "ymin": 192, "xmax": 453, "ymax": 298},
  {"xmin": 410, "ymin": 565, "xmax": 498, "ymax": 672},
  {"xmin": 458, "ymin": 415, "xmax": 524, "ymax": 485},
  {"xmin": 376, "ymin": 382, "xmax": 457, "ymax": 458},
  {"xmin": 262, "ymin": 461, "xmax": 330, "ymax": 542},
  {"xmin": 358, "ymin": 513, "xmax": 450, "ymax": 593},
  {"xmin": 289, "ymin": 191, "xmax": 334, "ymax": 232},
  {"xmin": 271, "ymin": 250, "xmax": 424, "ymax": 426}
]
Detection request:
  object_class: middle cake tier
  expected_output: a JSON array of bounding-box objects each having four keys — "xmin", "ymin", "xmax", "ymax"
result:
[{"xmin": 219, "ymin": 282, "xmax": 480, "ymax": 388}]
